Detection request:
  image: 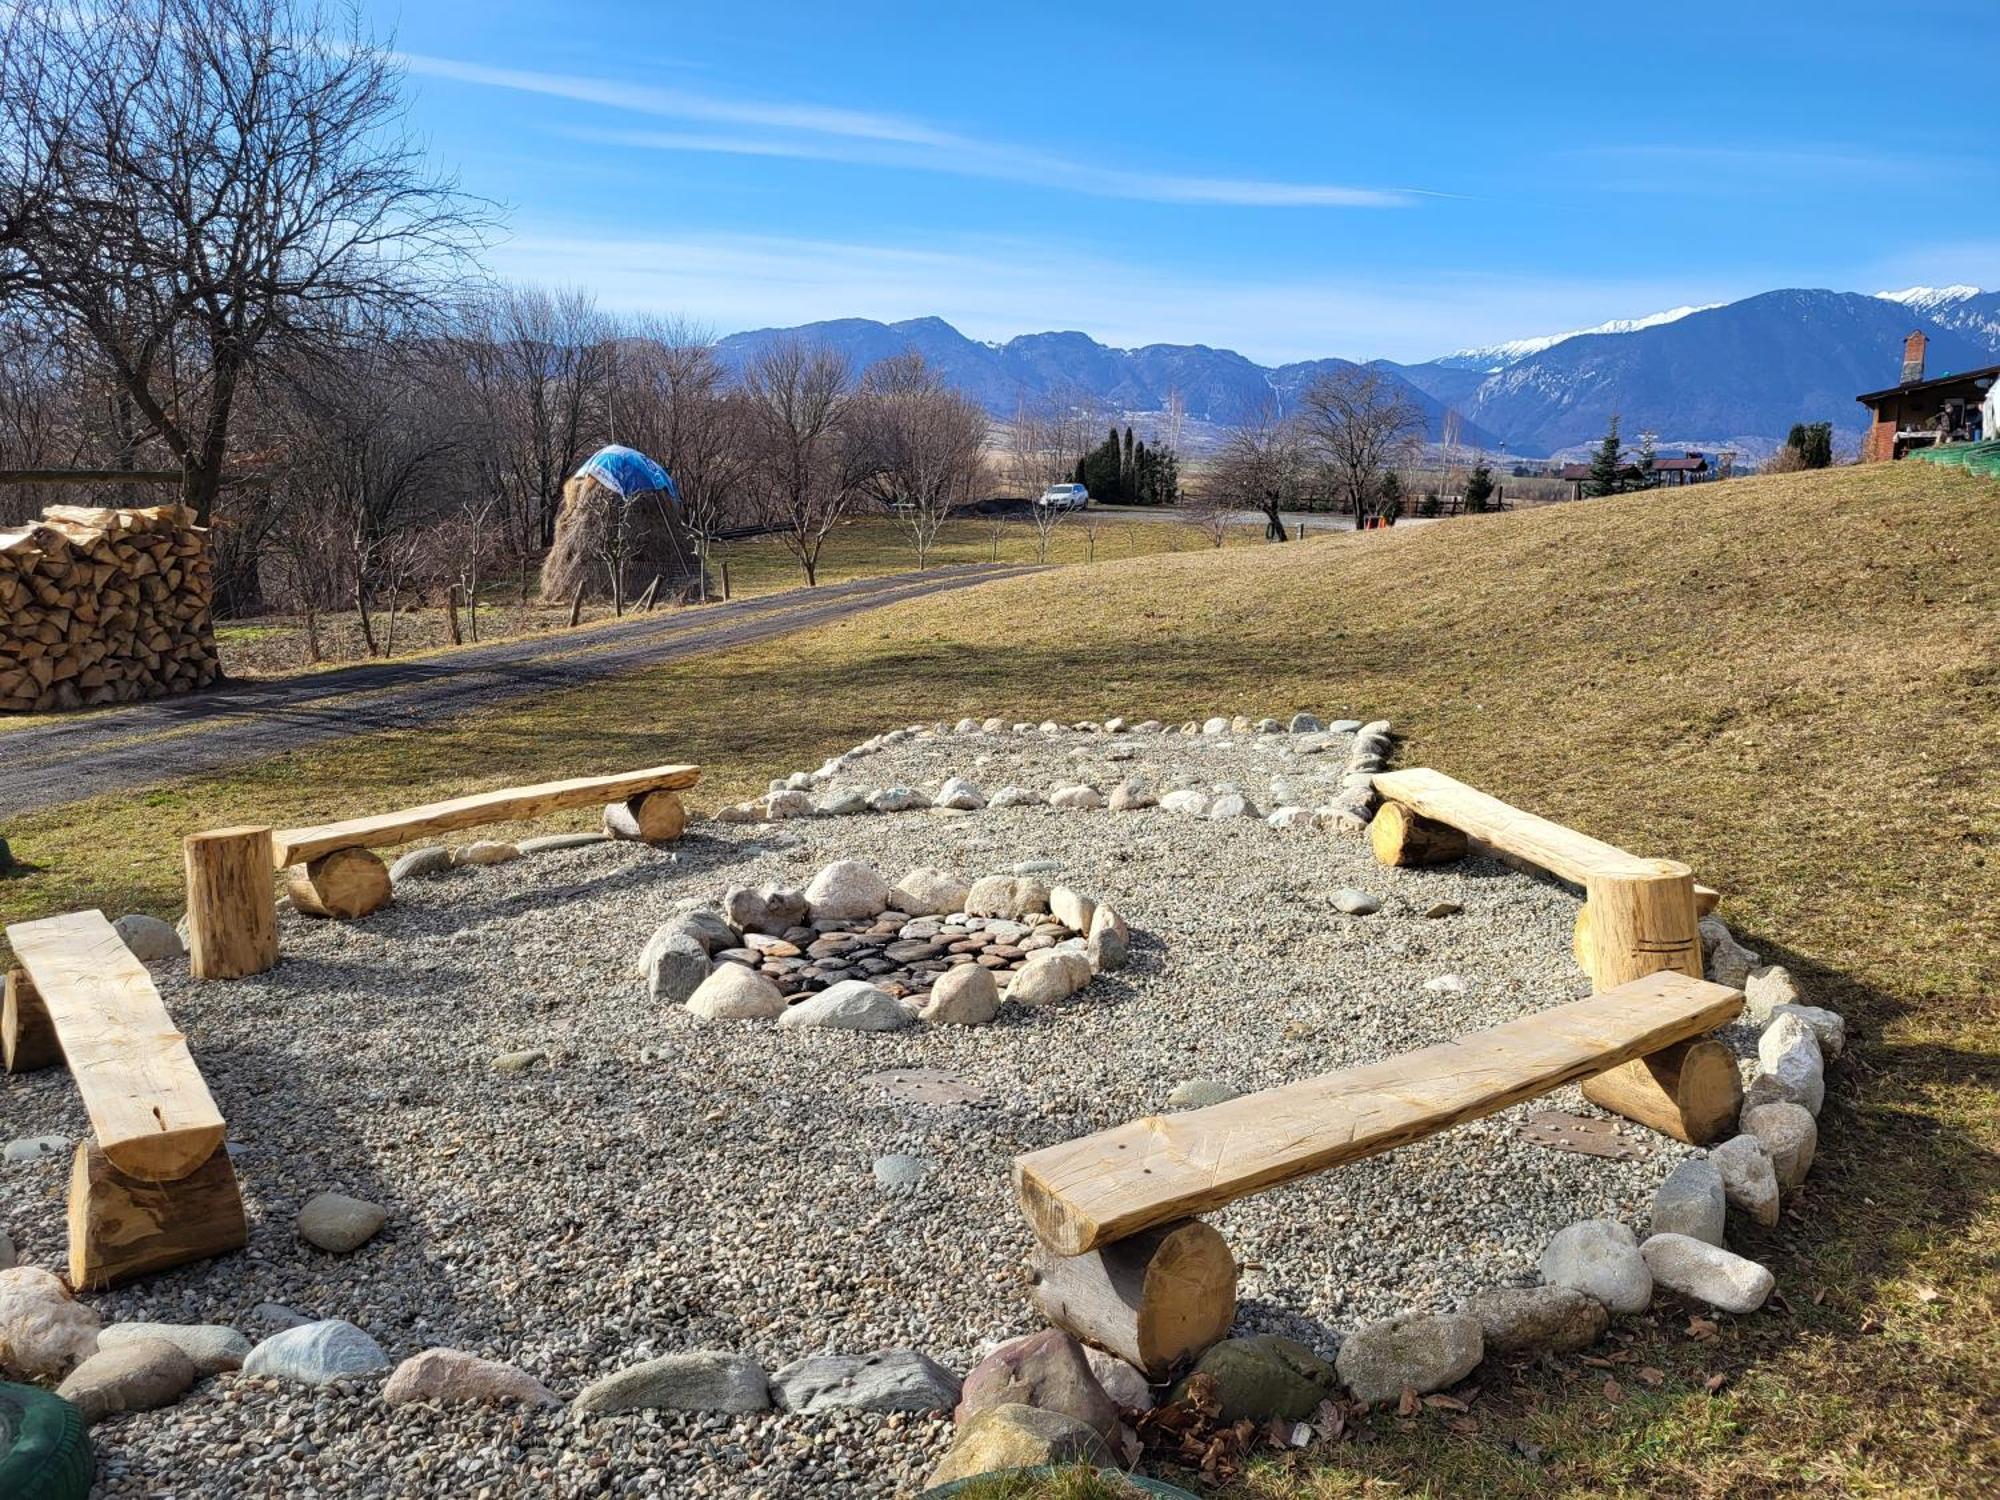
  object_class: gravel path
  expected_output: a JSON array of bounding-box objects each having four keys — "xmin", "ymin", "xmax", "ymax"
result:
[
  {"xmin": 0, "ymin": 564, "xmax": 1039, "ymax": 814},
  {"xmin": 3, "ymin": 719, "xmax": 1703, "ymax": 1496}
]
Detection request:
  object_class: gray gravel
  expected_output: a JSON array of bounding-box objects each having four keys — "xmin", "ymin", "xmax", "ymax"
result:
[{"xmin": 2, "ymin": 718, "xmax": 1706, "ymax": 1496}]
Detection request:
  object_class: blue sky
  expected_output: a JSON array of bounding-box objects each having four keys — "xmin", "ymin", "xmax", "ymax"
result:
[{"xmin": 374, "ymin": 1, "xmax": 2000, "ymax": 363}]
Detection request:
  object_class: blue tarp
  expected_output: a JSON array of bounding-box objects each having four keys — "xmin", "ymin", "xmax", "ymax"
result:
[{"xmin": 577, "ymin": 445, "xmax": 679, "ymax": 502}]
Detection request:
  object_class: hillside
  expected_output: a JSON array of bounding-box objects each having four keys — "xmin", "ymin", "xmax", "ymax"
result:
[{"xmin": 6, "ymin": 463, "xmax": 1996, "ymax": 1495}]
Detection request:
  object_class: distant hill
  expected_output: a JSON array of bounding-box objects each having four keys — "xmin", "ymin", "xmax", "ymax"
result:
[{"xmin": 713, "ymin": 286, "xmax": 2000, "ymax": 459}]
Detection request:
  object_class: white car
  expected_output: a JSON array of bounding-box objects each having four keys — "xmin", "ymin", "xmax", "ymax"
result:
[{"xmin": 1036, "ymin": 483, "xmax": 1090, "ymax": 511}]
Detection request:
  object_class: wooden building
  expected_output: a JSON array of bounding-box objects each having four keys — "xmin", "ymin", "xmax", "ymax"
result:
[{"xmin": 1856, "ymin": 331, "xmax": 2000, "ymax": 462}]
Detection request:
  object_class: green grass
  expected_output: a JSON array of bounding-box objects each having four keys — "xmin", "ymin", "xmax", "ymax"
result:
[{"xmin": 3, "ymin": 465, "xmax": 1995, "ymax": 1496}]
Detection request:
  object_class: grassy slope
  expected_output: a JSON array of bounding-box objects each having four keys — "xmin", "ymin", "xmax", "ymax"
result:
[{"xmin": 3, "ymin": 465, "xmax": 1995, "ymax": 1495}]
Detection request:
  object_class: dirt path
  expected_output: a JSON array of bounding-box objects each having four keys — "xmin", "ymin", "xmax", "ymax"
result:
[{"xmin": 2, "ymin": 564, "xmax": 1040, "ymax": 814}]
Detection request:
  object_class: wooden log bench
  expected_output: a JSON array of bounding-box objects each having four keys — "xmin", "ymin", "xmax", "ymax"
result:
[
  {"xmin": 4, "ymin": 910, "xmax": 247, "ymax": 1289},
  {"xmin": 1013, "ymin": 970, "xmax": 1743, "ymax": 1372},
  {"xmin": 1366, "ymin": 767, "xmax": 1733, "ymax": 1142},
  {"xmin": 184, "ymin": 762, "xmax": 702, "ymax": 979}
]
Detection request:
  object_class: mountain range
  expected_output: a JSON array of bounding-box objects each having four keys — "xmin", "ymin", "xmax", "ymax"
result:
[{"xmin": 712, "ymin": 286, "xmax": 2000, "ymax": 460}]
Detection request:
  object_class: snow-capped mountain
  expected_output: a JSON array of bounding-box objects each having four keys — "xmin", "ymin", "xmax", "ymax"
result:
[
  {"xmin": 1874, "ymin": 285, "xmax": 1983, "ymax": 312},
  {"xmin": 1435, "ymin": 305, "xmax": 1726, "ymax": 372},
  {"xmin": 1875, "ymin": 285, "xmax": 2000, "ymax": 347}
]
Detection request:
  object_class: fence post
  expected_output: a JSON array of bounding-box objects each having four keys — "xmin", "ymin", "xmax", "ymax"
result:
[{"xmin": 720, "ymin": 561, "xmax": 731, "ymax": 601}]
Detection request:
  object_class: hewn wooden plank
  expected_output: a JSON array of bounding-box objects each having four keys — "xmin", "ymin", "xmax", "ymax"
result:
[
  {"xmin": 271, "ymin": 763, "xmax": 703, "ymax": 865},
  {"xmin": 5, "ymin": 911, "xmax": 226, "ymax": 1182},
  {"xmin": 1014, "ymin": 970, "xmax": 1744, "ymax": 1255}
]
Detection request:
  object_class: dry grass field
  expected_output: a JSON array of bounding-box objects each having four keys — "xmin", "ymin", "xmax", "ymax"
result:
[{"xmin": 3, "ymin": 464, "xmax": 1995, "ymax": 1496}]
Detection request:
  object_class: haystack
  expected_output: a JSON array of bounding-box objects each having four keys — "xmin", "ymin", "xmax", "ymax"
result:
[{"xmin": 539, "ymin": 446, "xmax": 705, "ymax": 607}]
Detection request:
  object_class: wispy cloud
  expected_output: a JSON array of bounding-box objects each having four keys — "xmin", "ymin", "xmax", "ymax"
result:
[
  {"xmin": 485, "ymin": 226, "xmax": 1737, "ymax": 364},
  {"xmin": 400, "ymin": 51, "xmax": 1418, "ymax": 209}
]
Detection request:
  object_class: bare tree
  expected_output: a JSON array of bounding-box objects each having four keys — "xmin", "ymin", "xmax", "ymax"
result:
[
  {"xmin": 852, "ymin": 352, "xmax": 988, "ymax": 569},
  {"xmin": 0, "ymin": 0, "xmax": 484, "ymax": 603},
  {"xmin": 742, "ymin": 338, "xmax": 857, "ymax": 586},
  {"xmin": 1210, "ymin": 401, "xmax": 1307, "ymax": 541},
  {"xmin": 1006, "ymin": 387, "xmax": 1094, "ymax": 562},
  {"xmin": 1296, "ymin": 368, "xmax": 1425, "ymax": 528}
]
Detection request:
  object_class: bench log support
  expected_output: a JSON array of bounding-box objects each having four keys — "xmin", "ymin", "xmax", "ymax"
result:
[
  {"xmin": 1028, "ymin": 1217, "xmax": 1238, "ymax": 1379},
  {"xmin": 185, "ymin": 826, "xmax": 280, "ymax": 979},
  {"xmin": 286, "ymin": 846, "xmax": 392, "ymax": 920},
  {"xmin": 69, "ymin": 1140, "xmax": 246, "ymax": 1291},
  {"xmin": 3, "ymin": 966, "xmax": 62, "ymax": 1073},
  {"xmin": 603, "ymin": 789, "xmax": 688, "ymax": 843},
  {"xmin": 1368, "ymin": 802, "xmax": 1468, "ymax": 867}
]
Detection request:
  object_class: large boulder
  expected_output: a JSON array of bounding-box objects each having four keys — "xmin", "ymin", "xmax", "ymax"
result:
[
  {"xmin": 642, "ymin": 930, "xmax": 711, "ymax": 1004},
  {"xmin": 685, "ymin": 964, "xmax": 787, "ymax": 1021},
  {"xmin": 927, "ymin": 1404, "xmax": 1115, "ymax": 1488},
  {"xmin": 1334, "ymin": 1312, "xmax": 1483, "ymax": 1405},
  {"xmin": 1462, "ymin": 1285, "xmax": 1608, "ymax": 1356},
  {"xmin": 1740, "ymin": 1102, "xmax": 1818, "ymax": 1190},
  {"xmin": 770, "ymin": 1349, "xmax": 961, "ymax": 1414},
  {"xmin": 1648, "ymin": 1160, "xmax": 1728, "ymax": 1246},
  {"xmin": 964, "ymin": 874, "xmax": 1019, "ymax": 918},
  {"xmin": 920, "ymin": 964, "xmax": 999, "ymax": 1026},
  {"xmin": 56, "ymin": 1337, "xmax": 196, "ymax": 1423},
  {"xmin": 0, "ymin": 1266, "xmax": 100, "ymax": 1379},
  {"xmin": 242, "ymin": 1319, "xmax": 390, "ymax": 1386},
  {"xmin": 804, "ymin": 860, "xmax": 893, "ymax": 921},
  {"xmin": 722, "ymin": 886, "xmax": 809, "ymax": 936},
  {"xmin": 112, "ymin": 913, "xmax": 183, "ymax": 963},
  {"xmin": 893, "ymin": 867, "xmax": 971, "ymax": 917},
  {"xmin": 776, "ymin": 980, "xmax": 912, "ymax": 1031},
  {"xmin": 382, "ymin": 1348, "xmax": 559, "ymax": 1406},
  {"xmin": 1640, "ymin": 1234, "xmax": 1776, "ymax": 1315},
  {"xmin": 100, "ymin": 1322, "xmax": 250, "ymax": 1376},
  {"xmin": 571, "ymin": 1350, "xmax": 769, "ymax": 1415},
  {"xmin": 1537, "ymin": 1219, "xmax": 1652, "ymax": 1315},
  {"xmin": 1751, "ymin": 1011, "xmax": 1825, "ymax": 1114},
  {"xmin": 934, "ymin": 778, "xmax": 987, "ymax": 811},
  {"xmin": 1700, "ymin": 916, "xmax": 1758, "ymax": 988},
  {"xmin": 955, "ymin": 1330, "xmax": 1119, "ymax": 1440},
  {"xmin": 1168, "ymin": 1335, "xmax": 1336, "ymax": 1422},
  {"xmin": 1005, "ymin": 950, "xmax": 1092, "ymax": 1007},
  {"xmin": 1709, "ymin": 1134, "xmax": 1781, "ymax": 1228}
]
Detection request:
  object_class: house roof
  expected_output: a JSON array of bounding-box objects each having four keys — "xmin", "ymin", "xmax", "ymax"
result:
[
  {"xmin": 1650, "ymin": 456, "xmax": 1709, "ymax": 471},
  {"xmin": 1855, "ymin": 362, "xmax": 2000, "ymax": 405}
]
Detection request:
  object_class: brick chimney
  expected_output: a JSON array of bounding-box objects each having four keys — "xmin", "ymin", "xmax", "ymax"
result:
[{"xmin": 1901, "ymin": 330, "xmax": 1928, "ymax": 385}]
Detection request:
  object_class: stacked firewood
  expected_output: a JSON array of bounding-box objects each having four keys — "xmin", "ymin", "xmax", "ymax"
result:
[{"xmin": 0, "ymin": 503, "xmax": 219, "ymax": 712}]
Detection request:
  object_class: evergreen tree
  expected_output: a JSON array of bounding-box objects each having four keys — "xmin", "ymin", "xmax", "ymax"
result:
[
  {"xmin": 1587, "ymin": 416, "xmax": 1626, "ymax": 497},
  {"xmin": 1462, "ymin": 461, "xmax": 1494, "ymax": 512},
  {"xmin": 1080, "ymin": 430, "xmax": 1123, "ymax": 501},
  {"xmin": 1784, "ymin": 421, "xmax": 1834, "ymax": 469}
]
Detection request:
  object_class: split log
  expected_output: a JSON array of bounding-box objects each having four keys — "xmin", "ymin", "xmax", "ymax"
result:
[
  {"xmin": 1028, "ymin": 1217, "xmax": 1238, "ymax": 1379},
  {"xmin": 184, "ymin": 826, "xmax": 279, "ymax": 979},
  {"xmin": 285, "ymin": 846, "xmax": 392, "ymax": 919},
  {"xmin": 1369, "ymin": 801, "xmax": 1469, "ymax": 867},
  {"xmin": 603, "ymin": 790, "xmax": 688, "ymax": 843},
  {"xmin": 68, "ymin": 1140, "xmax": 247, "ymax": 1291},
  {"xmin": 3, "ymin": 966, "xmax": 62, "ymax": 1073},
  {"xmin": 1581, "ymin": 1037, "xmax": 1742, "ymax": 1146}
]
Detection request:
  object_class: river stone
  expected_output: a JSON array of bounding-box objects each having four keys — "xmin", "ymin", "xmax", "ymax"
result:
[
  {"xmin": 1169, "ymin": 1335, "xmax": 1336, "ymax": 1422},
  {"xmin": 817, "ymin": 789, "xmax": 869, "ymax": 816},
  {"xmin": 517, "ymin": 831, "xmax": 611, "ymax": 855},
  {"xmin": 1006, "ymin": 950, "xmax": 1091, "ymax": 1007},
  {"xmin": 1208, "ymin": 792, "xmax": 1256, "ymax": 820},
  {"xmin": 685, "ymin": 964, "xmax": 787, "ymax": 1021},
  {"xmin": 1641, "ymin": 1234, "xmax": 1776, "ymax": 1314},
  {"xmin": 242, "ymin": 1319, "xmax": 390, "ymax": 1386},
  {"xmin": 389, "ymin": 846, "xmax": 452, "ymax": 882},
  {"xmin": 920, "ymin": 964, "xmax": 999, "ymax": 1025},
  {"xmin": 1648, "ymin": 1160, "xmax": 1728, "ymax": 1246},
  {"xmin": 456, "ymin": 840, "xmax": 520, "ymax": 866},
  {"xmin": 1081, "ymin": 1347, "xmax": 1154, "ymax": 1411},
  {"xmin": 1334, "ymin": 1312, "xmax": 1483, "ymax": 1405},
  {"xmin": 1767, "ymin": 1003, "xmax": 1845, "ymax": 1061},
  {"xmin": 1332, "ymin": 888, "xmax": 1383, "ymax": 916},
  {"xmin": 934, "ymin": 778, "xmax": 986, "ymax": 811},
  {"xmin": 1049, "ymin": 887, "xmax": 1096, "ymax": 933},
  {"xmin": 872, "ymin": 1154, "xmax": 930, "ymax": 1195},
  {"xmin": 57, "ymin": 1337, "xmax": 195, "ymax": 1423},
  {"xmin": 382, "ymin": 1347, "xmax": 559, "ymax": 1406},
  {"xmin": 1743, "ymin": 964, "xmax": 1801, "ymax": 1022},
  {"xmin": 5, "ymin": 1135, "xmax": 69, "ymax": 1164},
  {"xmin": 868, "ymin": 786, "xmax": 929, "ymax": 812},
  {"xmin": 297, "ymin": 1192, "xmax": 386, "ymax": 1253},
  {"xmin": 492, "ymin": 1049, "xmax": 545, "ymax": 1074},
  {"xmin": 1087, "ymin": 922, "xmax": 1130, "ymax": 973},
  {"xmin": 1290, "ymin": 713, "xmax": 1323, "ymax": 733},
  {"xmin": 956, "ymin": 1330, "xmax": 1119, "ymax": 1440},
  {"xmin": 1267, "ymin": 806, "xmax": 1316, "ymax": 831},
  {"xmin": 100, "ymin": 1321, "xmax": 251, "ymax": 1375},
  {"xmin": 777, "ymin": 979, "xmax": 912, "ymax": 1031},
  {"xmin": 1167, "ymin": 1078, "xmax": 1244, "ymax": 1109},
  {"xmin": 643, "ymin": 930, "xmax": 710, "ymax": 1004},
  {"xmin": 1108, "ymin": 778, "xmax": 1156, "ymax": 812},
  {"xmin": 1740, "ymin": 1102, "xmax": 1818, "ymax": 1189},
  {"xmin": 1754, "ymin": 1011, "xmax": 1825, "ymax": 1114},
  {"xmin": 771, "ymin": 1349, "xmax": 961, "ymax": 1414},
  {"xmin": 112, "ymin": 913, "xmax": 183, "ymax": 963},
  {"xmin": 1160, "ymin": 788, "xmax": 1211, "ymax": 816},
  {"xmin": 1463, "ymin": 1285, "xmax": 1608, "ymax": 1355},
  {"xmin": 893, "ymin": 867, "xmax": 971, "ymax": 916},
  {"xmin": 571, "ymin": 1350, "xmax": 770, "ymax": 1416},
  {"xmin": 988, "ymin": 785, "xmax": 1044, "ymax": 808},
  {"xmin": 965, "ymin": 874, "xmax": 1019, "ymax": 918},
  {"xmin": 805, "ymin": 859, "xmax": 894, "ymax": 920},
  {"xmin": 927, "ymin": 1404, "xmax": 1115, "ymax": 1488},
  {"xmin": 1048, "ymin": 784, "xmax": 1104, "ymax": 811},
  {"xmin": 0, "ymin": 1266, "xmax": 100, "ymax": 1379},
  {"xmin": 1709, "ymin": 1134, "xmax": 1781, "ymax": 1228},
  {"xmin": 1538, "ymin": 1219, "xmax": 1652, "ymax": 1315},
  {"xmin": 1700, "ymin": 916, "xmax": 1758, "ymax": 988}
]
